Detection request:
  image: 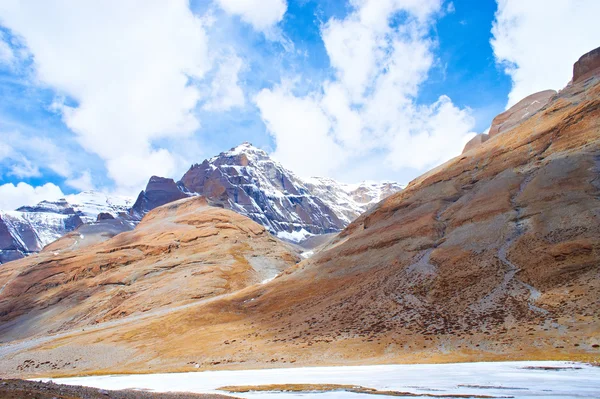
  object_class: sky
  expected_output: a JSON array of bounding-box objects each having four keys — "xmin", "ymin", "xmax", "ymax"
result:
[{"xmin": 0, "ymin": 0, "xmax": 598, "ymax": 210}]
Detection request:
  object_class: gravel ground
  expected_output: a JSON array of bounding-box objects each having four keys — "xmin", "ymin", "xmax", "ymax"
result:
[{"xmin": 0, "ymin": 379, "xmax": 235, "ymax": 399}]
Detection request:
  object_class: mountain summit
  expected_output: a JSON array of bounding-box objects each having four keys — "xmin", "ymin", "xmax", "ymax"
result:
[{"xmin": 132, "ymin": 142, "xmax": 403, "ymax": 241}]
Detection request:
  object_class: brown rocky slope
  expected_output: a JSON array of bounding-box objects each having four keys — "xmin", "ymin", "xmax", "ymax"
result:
[{"xmin": 1, "ymin": 49, "xmax": 599, "ymax": 377}]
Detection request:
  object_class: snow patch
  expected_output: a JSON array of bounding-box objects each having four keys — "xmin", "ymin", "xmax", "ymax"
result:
[
  {"xmin": 276, "ymin": 228, "xmax": 313, "ymax": 243},
  {"xmin": 46, "ymin": 361, "xmax": 600, "ymax": 399}
]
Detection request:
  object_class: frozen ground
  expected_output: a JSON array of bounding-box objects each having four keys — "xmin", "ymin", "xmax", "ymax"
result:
[{"xmin": 44, "ymin": 361, "xmax": 600, "ymax": 398}]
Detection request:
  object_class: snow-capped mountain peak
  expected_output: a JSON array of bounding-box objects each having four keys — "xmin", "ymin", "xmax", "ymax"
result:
[{"xmin": 179, "ymin": 143, "xmax": 403, "ymax": 242}]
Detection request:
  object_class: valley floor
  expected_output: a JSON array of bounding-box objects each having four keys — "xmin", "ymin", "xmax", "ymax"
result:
[{"xmin": 42, "ymin": 361, "xmax": 600, "ymax": 398}]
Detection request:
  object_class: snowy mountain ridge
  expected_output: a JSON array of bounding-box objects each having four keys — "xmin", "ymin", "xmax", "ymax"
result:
[
  {"xmin": 64, "ymin": 190, "xmax": 134, "ymax": 223},
  {"xmin": 0, "ymin": 191, "xmax": 134, "ymax": 264}
]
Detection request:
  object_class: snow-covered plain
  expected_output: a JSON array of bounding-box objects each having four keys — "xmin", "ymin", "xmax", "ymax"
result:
[{"xmin": 46, "ymin": 361, "xmax": 600, "ymax": 398}]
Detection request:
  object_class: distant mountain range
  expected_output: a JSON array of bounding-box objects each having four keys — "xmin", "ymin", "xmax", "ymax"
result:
[{"xmin": 0, "ymin": 144, "xmax": 402, "ymax": 264}]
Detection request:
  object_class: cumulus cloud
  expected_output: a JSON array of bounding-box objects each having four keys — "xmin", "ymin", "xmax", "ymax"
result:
[
  {"xmin": 214, "ymin": 0, "xmax": 287, "ymax": 32},
  {"xmin": 255, "ymin": 0, "xmax": 476, "ymax": 180},
  {"xmin": 0, "ymin": 182, "xmax": 64, "ymax": 210},
  {"xmin": 492, "ymin": 0, "xmax": 600, "ymax": 107},
  {"xmin": 0, "ymin": 1, "xmax": 215, "ymax": 192}
]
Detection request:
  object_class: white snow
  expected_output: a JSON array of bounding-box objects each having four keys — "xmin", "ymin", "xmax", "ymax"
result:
[
  {"xmin": 65, "ymin": 190, "xmax": 134, "ymax": 222},
  {"xmin": 0, "ymin": 210, "xmax": 74, "ymax": 249},
  {"xmin": 276, "ymin": 228, "xmax": 313, "ymax": 243},
  {"xmin": 303, "ymin": 177, "xmax": 405, "ymax": 225},
  {"xmin": 44, "ymin": 361, "xmax": 600, "ymax": 398}
]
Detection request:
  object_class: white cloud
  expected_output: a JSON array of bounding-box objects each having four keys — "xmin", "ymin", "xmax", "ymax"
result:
[
  {"xmin": 0, "ymin": 31, "xmax": 14, "ymax": 65},
  {"xmin": 0, "ymin": 141, "xmax": 12, "ymax": 160},
  {"xmin": 0, "ymin": 131, "xmax": 73, "ymax": 180},
  {"xmin": 8, "ymin": 156, "xmax": 40, "ymax": 178},
  {"xmin": 0, "ymin": 182, "xmax": 64, "ymax": 210},
  {"xmin": 65, "ymin": 170, "xmax": 94, "ymax": 191},
  {"xmin": 214, "ymin": 0, "xmax": 287, "ymax": 32},
  {"xmin": 492, "ymin": 0, "xmax": 600, "ymax": 107},
  {"xmin": 106, "ymin": 150, "xmax": 177, "ymax": 194},
  {"xmin": 255, "ymin": 0, "xmax": 476, "ymax": 181},
  {"xmin": 255, "ymin": 86, "xmax": 344, "ymax": 177},
  {"xmin": 0, "ymin": 1, "xmax": 214, "ymax": 192},
  {"xmin": 203, "ymin": 52, "xmax": 245, "ymax": 111}
]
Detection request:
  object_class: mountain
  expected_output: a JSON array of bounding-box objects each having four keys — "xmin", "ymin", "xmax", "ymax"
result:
[
  {"xmin": 132, "ymin": 142, "xmax": 403, "ymax": 241},
  {"xmin": 1, "ymin": 48, "xmax": 596, "ymax": 377},
  {"xmin": 0, "ymin": 191, "xmax": 133, "ymax": 264},
  {"xmin": 0, "ymin": 196, "xmax": 299, "ymax": 345}
]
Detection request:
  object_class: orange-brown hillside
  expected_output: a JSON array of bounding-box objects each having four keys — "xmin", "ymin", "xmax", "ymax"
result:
[{"xmin": 0, "ymin": 196, "xmax": 299, "ymax": 345}]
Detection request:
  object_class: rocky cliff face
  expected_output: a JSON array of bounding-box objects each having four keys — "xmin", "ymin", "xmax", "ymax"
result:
[
  {"xmin": 3, "ymin": 50, "xmax": 596, "ymax": 376},
  {"xmin": 0, "ymin": 192, "xmax": 133, "ymax": 265},
  {"xmin": 129, "ymin": 176, "xmax": 189, "ymax": 220},
  {"xmin": 573, "ymin": 46, "xmax": 600, "ymax": 83}
]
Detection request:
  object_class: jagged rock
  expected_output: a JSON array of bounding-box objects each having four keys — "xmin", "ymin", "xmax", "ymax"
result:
[
  {"xmin": 129, "ymin": 176, "xmax": 189, "ymax": 220},
  {"xmin": 573, "ymin": 46, "xmax": 600, "ymax": 83},
  {"xmin": 96, "ymin": 212, "xmax": 115, "ymax": 221},
  {"xmin": 488, "ymin": 89, "xmax": 556, "ymax": 138},
  {"xmin": 462, "ymin": 133, "xmax": 489, "ymax": 153}
]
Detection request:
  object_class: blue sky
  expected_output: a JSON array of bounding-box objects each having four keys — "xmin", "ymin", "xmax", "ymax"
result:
[{"xmin": 0, "ymin": 0, "xmax": 598, "ymax": 209}]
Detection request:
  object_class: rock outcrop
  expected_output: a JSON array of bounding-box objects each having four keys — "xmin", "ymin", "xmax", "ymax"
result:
[
  {"xmin": 573, "ymin": 46, "xmax": 600, "ymax": 83},
  {"xmin": 488, "ymin": 89, "xmax": 556, "ymax": 138},
  {"xmin": 129, "ymin": 176, "xmax": 189, "ymax": 220}
]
